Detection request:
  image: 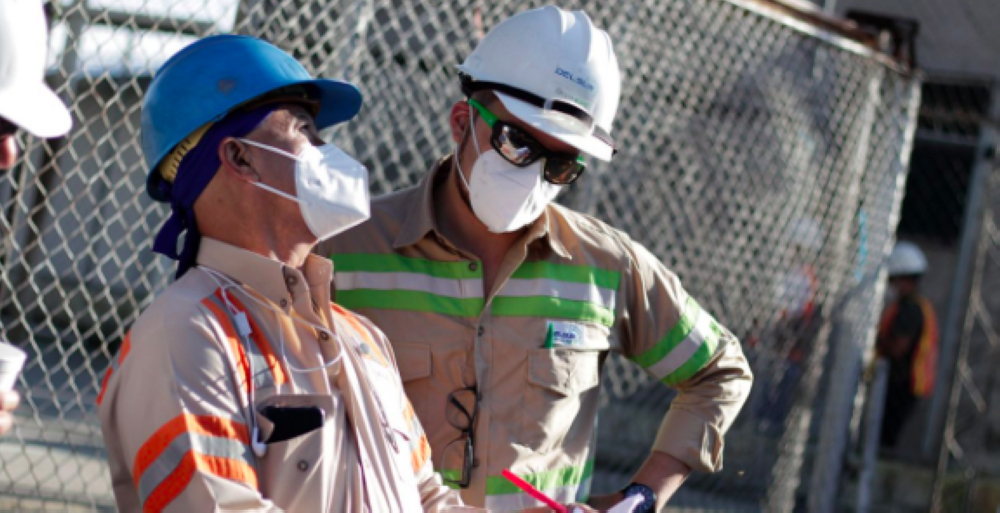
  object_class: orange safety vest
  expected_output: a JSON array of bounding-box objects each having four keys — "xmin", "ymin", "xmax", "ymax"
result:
[{"xmin": 878, "ymin": 296, "xmax": 939, "ymax": 397}]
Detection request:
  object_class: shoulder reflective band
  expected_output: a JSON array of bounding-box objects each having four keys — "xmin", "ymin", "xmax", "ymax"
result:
[{"xmin": 459, "ymin": 73, "xmax": 616, "ymax": 154}]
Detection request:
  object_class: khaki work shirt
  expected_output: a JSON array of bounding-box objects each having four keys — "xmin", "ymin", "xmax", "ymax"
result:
[
  {"xmin": 316, "ymin": 156, "xmax": 754, "ymax": 510},
  {"xmin": 98, "ymin": 238, "xmax": 467, "ymax": 512}
]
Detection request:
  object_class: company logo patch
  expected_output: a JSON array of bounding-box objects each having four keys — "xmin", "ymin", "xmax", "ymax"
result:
[
  {"xmin": 544, "ymin": 321, "xmax": 586, "ymax": 348},
  {"xmin": 554, "ymin": 67, "xmax": 595, "ymax": 92}
]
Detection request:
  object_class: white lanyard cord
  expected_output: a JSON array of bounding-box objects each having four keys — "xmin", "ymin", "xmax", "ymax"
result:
[
  {"xmin": 198, "ymin": 266, "xmax": 345, "ymax": 373},
  {"xmin": 199, "ymin": 268, "xmax": 268, "ymax": 456},
  {"xmin": 197, "ymin": 266, "xmax": 399, "ymax": 452}
]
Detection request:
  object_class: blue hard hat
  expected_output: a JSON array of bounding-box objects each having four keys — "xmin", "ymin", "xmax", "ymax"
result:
[{"xmin": 142, "ymin": 35, "xmax": 362, "ymax": 202}]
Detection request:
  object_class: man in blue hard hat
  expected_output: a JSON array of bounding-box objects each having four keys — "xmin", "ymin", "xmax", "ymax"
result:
[
  {"xmin": 97, "ymin": 35, "xmax": 471, "ymax": 512},
  {"xmin": 0, "ymin": 0, "xmax": 74, "ymax": 436}
]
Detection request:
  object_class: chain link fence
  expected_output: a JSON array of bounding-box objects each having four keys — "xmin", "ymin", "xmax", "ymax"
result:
[
  {"xmin": 930, "ymin": 155, "xmax": 1000, "ymax": 512},
  {"xmin": 919, "ymin": 76, "xmax": 1000, "ymax": 513},
  {"xmin": 0, "ymin": 0, "xmax": 920, "ymax": 510}
]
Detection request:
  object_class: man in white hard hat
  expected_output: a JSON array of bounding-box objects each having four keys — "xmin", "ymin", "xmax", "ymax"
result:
[
  {"xmin": 0, "ymin": 0, "xmax": 74, "ymax": 435},
  {"xmin": 876, "ymin": 241, "xmax": 938, "ymax": 449},
  {"xmin": 318, "ymin": 6, "xmax": 753, "ymax": 511}
]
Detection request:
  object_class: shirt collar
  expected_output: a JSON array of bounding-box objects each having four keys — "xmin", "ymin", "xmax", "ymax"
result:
[
  {"xmin": 392, "ymin": 155, "xmax": 450, "ymax": 250},
  {"xmin": 393, "ymin": 154, "xmax": 572, "ymax": 260},
  {"xmin": 196, "ymin": 237, "xmax": 334, "ymax": 310},
  {"xmin": 538, "ymin": 208, "xmax": 572, "ymax": 259}
]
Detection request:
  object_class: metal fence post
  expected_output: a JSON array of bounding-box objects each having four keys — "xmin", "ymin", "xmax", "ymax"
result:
[
  {"xmin": 806, "ymin": 71, "xmax": 921, "ymax": 513},
  {"xmin": 858, "ymin": 358, "xmax": 890, "ymax": 513}
]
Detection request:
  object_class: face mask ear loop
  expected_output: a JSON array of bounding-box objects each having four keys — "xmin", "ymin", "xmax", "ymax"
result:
[
  {"xmin": 237, "ymin": 138, "xmax": 305, "ymax": 204},
  {"xmin": 455, "ymin": 104, "xmax": 482, "ymax": 193},
  {"xmin": 239, "ymin": 138, "xmax": 302, "ymax": 161},
  {"xmin": 468, "ymin": 102, "xmax": 484, "ymax": 157},
  {"xmin": 252, "ymin": 181, "xmax": 300, "ymax": 203}
]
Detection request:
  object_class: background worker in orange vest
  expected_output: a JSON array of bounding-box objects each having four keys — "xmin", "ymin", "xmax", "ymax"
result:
[
  {"xmin": 876, "ymin": 241, "xmax": 939, "ymax": 449},
  {"xmin": 0, "ymin": 0, "xmax": 73, "ymax": 435}
]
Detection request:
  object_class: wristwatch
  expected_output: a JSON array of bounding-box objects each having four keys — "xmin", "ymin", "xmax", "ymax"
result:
[{"xmin": 620, "ymin": 483, "xmax": 657, "ymax": 513}]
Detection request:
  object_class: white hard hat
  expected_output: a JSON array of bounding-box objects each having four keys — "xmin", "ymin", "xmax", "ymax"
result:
[
  {"xmin": 888, "ymin": 241, "xmax": 927, "ymax": 277},
  {"xmin": 457, "ymin": 6, "xmax": 621, "ymax": 161},
  {"xmin": 0, "ymin": 0, "xmax": 72, "ymax": 138}
]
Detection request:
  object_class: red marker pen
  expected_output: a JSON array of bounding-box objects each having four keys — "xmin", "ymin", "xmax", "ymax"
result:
[{"xmin": 501, "ymin": 469, "xmax": 568, "ymax": 513}]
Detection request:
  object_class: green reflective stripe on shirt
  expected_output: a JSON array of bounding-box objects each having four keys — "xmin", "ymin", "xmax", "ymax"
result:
[
  {"xmin": 336, "ymin": 289, "xmax": 484, "ymax": 317},
  {"xmin": 511, "ymin": 261, "xmax": 621, "ymax": 290},
  {"xmin": 631, "ymin": 296, "xmax": 700, "ymax": 369},
  {"xmin": 492, "ymin": 296, "xmax": 614, "ymax": 327},
  {"xmin": 663, "ymin": 318, "xmax": 722, "ymax": 386},
  {"xmin": 331, "ymin": 253, "xmax": 482, "ymax": 279},
  {"xmin": 484, "ymin": 459, "xmax": 595, "ymax": 496},
  {"xmin": 336, "ymin": 271, "xmax": 484, "ymax": 298}
]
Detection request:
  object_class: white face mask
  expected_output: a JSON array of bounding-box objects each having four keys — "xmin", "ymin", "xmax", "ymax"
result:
[
  {"xmin": 456, "ymin": 116, "xmax": 562, "ymax": 233},
  {"xmin": 240, "ymin": 139, "xmax": 371, "ymax": 241}
]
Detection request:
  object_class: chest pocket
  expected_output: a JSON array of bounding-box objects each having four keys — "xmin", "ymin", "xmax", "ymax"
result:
[
  {"xmin": 522, "ymin": 346, "xmax": 602, "ymax": 454},
  {"xmin": 254, "ymin": 392, "xmax": 349, "ymax": 511}
]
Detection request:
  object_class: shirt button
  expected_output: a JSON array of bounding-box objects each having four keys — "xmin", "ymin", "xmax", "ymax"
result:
[
  {"xmin": 477, "ymin": 326, "xmax": 485, "ymax": 336},
  {"xmin": 319, "ymin": 331, "xmax": 330, "ymax": 341},
  {"xmin": 468, "ymin": 262, "xmax": 478, "ymax": 271},
  {"xmin": 279, "ymin": 299, "xmax": 289, "ymax": 308},
  {"xmin": 286, "ymin": 275, "xmax": 298, "ymax": 287},
  {"xmin": 297, "ymin": 460, "xmax": 309, "ymax": 472}
]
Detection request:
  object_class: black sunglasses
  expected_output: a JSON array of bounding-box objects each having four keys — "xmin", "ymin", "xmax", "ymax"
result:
[
  {"xmin": 468, "ymin": 99, "xmax": 586, "ymax": 186},
  {"xmin": 442, "ymin": 386, "xmax": 479, "ymax": 488}
]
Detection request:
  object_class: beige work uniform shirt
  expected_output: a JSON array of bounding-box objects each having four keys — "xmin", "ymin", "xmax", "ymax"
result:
[
  {"xmin": 98, "ymin": 238, "xmax": 467, "ymax": 512},
  {"xmin": 316, "ymin": 157, "xmax": 754, "ymax": 510}
]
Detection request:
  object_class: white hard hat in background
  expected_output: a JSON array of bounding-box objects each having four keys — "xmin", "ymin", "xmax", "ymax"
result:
[
  {"xmin": 888, "ymin": 241, "xmax": 927, "ymax": 277},
  {"xmin": 457, "ymin": 5, "xmax": 621, "ymax": 161},
  {"xmin": 0, "ymin": 0, "xmax": 72, "ymax": 138}
]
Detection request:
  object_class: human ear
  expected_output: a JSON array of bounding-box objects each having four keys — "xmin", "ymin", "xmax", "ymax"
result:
[
  {"xmin": 219, "ymin": 137, "xmax": 259, "ymax": 182},
  {"xmin": 0, "ymin": 135, "xmax": 18, "ymax": 170},
  {"xmin": 449, "ymin": 101, "xmax": 472, "ymax": 145}
]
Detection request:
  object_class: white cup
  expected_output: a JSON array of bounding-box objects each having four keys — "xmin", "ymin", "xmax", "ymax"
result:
[{"xmin": 0, "ymin": 341, "xmax": 26, "ymax": 391}]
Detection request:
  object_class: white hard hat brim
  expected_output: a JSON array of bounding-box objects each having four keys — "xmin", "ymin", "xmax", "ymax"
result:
[
  {"xmin": 0, "ymin": 81, "xmax": 71, "ymax": 138},
  {"xmin": 493, "ymin": 91, "xmax": 614, "ymax": 162}
]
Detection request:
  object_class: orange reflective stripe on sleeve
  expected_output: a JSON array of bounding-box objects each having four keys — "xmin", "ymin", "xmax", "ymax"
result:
[
  {"xmin": 402, "ymin": 399, "xmax": 416, "ymax": 431},
  {"xmin": 403, "ymin": 396, "xmax": 430, "ymax": 473},
  {"xmin": 96, "ymin": 368, "xmax": 113, "ymax": 406},
  {"xmin": 119, "ymin": 333, "xmax": 133, "ymax": 364},
  {"xmin": 97, "ymin": 333, "xmax": 133, "ymax": 406},
  {"xmin": 410, "ymin": 434, "xmax": 432, "ymax": 474},
  {"xmin": 225, "ymin": 292, "xmax": 288, "ymax": 386},
  {"xmin": 133, "ymin": 413, "xmax": 256, "ymax": 512},
  {"xmin": 201, "ymin": 296, "xmax": 252, "ymax": 396},
  {"xmin": 143, "ymin": 451, "xmax": 258, "ymax": 513}
]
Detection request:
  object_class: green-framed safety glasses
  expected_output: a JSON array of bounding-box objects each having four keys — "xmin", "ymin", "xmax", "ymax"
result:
[{"xmin": 468, "ymin": 98, "xmax": 586, "ymax": 185}]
